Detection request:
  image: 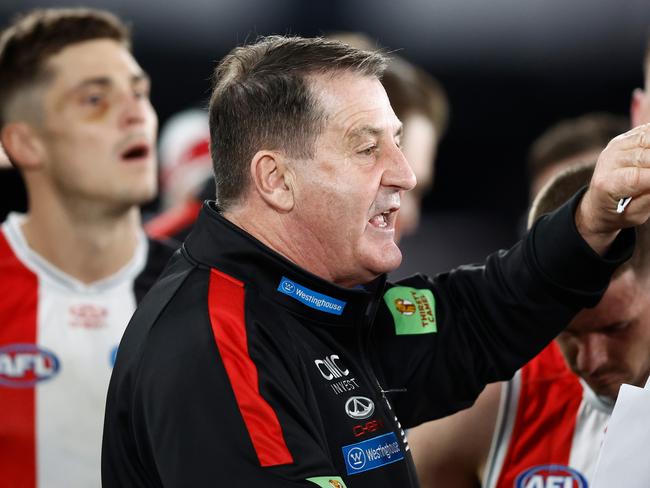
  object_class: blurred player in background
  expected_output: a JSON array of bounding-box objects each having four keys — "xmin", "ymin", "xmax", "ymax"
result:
[
  {"xmin": 409, "ymin": 162, "xmax": 650, "ymax": 487},
  {"xmin": 144, "ymin": 107, "xmax": 214, "ymax": 242},
  {"xmin": 409, "ymin": 52, "xmax": 650, "ymax": 483},
  {"xmin": 0, "ymin": 8, "xmax": 173, "ymax": 487},
  {"xmin": 527, "ymin": 112, "xmax": 628, "ymax": 198}
]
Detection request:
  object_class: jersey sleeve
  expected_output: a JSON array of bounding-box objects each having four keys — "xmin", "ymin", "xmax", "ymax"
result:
[{"xmin": 372, "ymin": 190, "xmax": 634, "ymax": 427}]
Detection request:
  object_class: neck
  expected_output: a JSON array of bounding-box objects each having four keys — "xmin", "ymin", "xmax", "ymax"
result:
[
  {"xmin": 21, "ymin": 189, "xmax": 143, "ymax": 284},
  {"xmin": 224, "ymin": 204, "xmax": 346, "ymax": 285}
]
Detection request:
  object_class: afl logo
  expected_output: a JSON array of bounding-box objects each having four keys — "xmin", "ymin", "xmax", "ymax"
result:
[
  {"xmin": 515, "ymin": 464, "xmax": 588, "ymax": 488},
  {"xmin": 345, "ymin": 396, "xmax": 375, "ymax": 420},
  {"xmin": 0, "ymin": 344, "xmax": 60, "ymax": 388}
]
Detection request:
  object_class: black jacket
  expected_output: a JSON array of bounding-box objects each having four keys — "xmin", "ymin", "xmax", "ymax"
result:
[{"xmin": 102, "ymin": 194, "xmax": 632, "ymax": 488}]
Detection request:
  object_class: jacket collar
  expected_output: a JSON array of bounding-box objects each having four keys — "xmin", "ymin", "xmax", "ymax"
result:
[{"xmin": 183, "ymin": 202, "xmax": 385, "ymax": 326}]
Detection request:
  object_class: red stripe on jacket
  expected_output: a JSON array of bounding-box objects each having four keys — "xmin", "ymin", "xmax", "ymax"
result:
[
  {"xmin": 207, "ymin": 268, "xmax": 293, "ymax": 467},
  {"xmin": 496, "ymin": 342, "xmax": 584, "ymax": 487},
  {"xmin": 0, "ymin": 230, "xmax": 38, "ymax": 487}
]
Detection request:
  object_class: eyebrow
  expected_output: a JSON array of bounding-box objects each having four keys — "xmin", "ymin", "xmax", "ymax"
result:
[
  {"xmin": 346, "ymin": 123, "xmax": 403, "ymax": 142},
  {"xmin": 71, "ymin": 72, "xmax": 150, "ymax": 92}
]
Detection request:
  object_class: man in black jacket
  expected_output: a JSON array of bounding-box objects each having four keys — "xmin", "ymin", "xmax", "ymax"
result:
[{"xmin": 103, "ymin": 36, "xmax": 647, "ymax": 488}]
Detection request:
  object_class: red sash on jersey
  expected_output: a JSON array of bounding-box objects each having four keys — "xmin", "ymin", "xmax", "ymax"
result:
[
  {"xmin": 496, "ymin": 342, "xmax": 584, "ymax": 488},
  {"xmin": 0, "ymin": 231, "xmax": 38, "ymax": 488}
]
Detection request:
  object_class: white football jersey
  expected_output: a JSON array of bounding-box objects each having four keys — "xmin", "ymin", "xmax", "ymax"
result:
[{"xmin": 0, "ymin": 213, "xmax": 151, "ymax": 488}]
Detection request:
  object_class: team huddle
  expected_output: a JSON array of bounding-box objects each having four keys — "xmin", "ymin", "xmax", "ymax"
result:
[{"xmin": 1, "ymin": 6, "xmax": 650, "ymax": 488}]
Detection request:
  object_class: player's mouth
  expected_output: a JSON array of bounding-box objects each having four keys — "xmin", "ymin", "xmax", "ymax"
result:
[{"xmin": 120, "ymin": 142, "xmax": 151, "ymax": 163}]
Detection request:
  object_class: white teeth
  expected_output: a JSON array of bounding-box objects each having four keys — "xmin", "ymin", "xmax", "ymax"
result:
[{"xmin": 369, "ymin": 214, "xmax": 388, "ymax": 228}]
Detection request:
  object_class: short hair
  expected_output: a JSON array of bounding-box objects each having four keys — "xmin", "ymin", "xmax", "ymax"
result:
[
  {"xmin": 527, "ymin": 113, "xmax": 628, "ymax": 183},
  {"xmin": 327, "ymin": 32, "xmax": 449, "ymax": 137},
  {"xmin": 0, "ymin": 8, "xmax": 130, "ymax": 126},
  {"xmin": 209, "ymin": 35, "xmax": 387, "ymax": 209},
  {"xmin": 529, "ymin": 162, "xmax": 650, "ymax": 278},
  {"xmin": 528, "ymin": 162, "xmax": 595, "ymax": 229}
]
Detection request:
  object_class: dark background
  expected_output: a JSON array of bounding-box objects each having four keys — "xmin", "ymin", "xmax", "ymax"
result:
[{"xmin": 1, "ymin": 0, "xmax": 649, "ymax": 276}]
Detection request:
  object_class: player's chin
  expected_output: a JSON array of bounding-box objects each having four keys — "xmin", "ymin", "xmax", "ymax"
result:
[
  {"xmin": 135, "ymin": 178, "xmax": 158, "ymax": 201},
  {"xmin": 118, "ymin": 184, "xmax": 158, "ymax": 207}
]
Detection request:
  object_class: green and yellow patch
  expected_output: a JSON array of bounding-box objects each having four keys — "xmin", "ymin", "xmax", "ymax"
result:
[{"xmin": 384, "ymin": 286, "xmax": 437, "ymax": 335}]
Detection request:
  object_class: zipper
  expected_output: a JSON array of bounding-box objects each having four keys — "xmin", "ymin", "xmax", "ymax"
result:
[
  {"xmin": 356, "ymin": 280, "xmax": 408, "ymax": 445},
  {"xmin": 355, "ymin": 279, "xmax": 421, "ymax": 487}
]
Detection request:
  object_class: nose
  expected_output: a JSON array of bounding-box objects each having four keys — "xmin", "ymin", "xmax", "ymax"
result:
[
  {"xmin": 119, "ymin": 92, "xmax": 156, "ymax": 130},
  {"xmin": 383, "ymin": 144, "xmax": 417, "ymax": 192},
  {"xmin": 574, "ymin": 334, "xmax": 608, "ymax": 376}
]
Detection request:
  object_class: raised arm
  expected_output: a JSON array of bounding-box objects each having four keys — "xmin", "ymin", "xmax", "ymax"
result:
[{"xmin": 576, "ymin": 123, "xmax": 650, "ymax": 254}]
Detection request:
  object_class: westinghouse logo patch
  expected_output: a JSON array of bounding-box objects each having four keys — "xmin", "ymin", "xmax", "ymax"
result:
[
  {"xmin": 277, "ymin": 277, "xmax": 346, "ymax": 315},
  {"xmin": 383, "ymin": 286, "xmax": 437, "ymax": 335},
  {"xmin": 342, "ymin": 431, "xmax": 404, "ymax": 475},
  {"xmin": 515, "ymin": 464, "xmax": 588, "ymax": 488}
]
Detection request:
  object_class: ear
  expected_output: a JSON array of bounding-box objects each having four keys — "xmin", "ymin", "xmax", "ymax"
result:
[
  {"xmin": 249, "ymin": 150, "xmax": 295, "ymax": 212},
  {"xmin": 0, "ymin": 122, "xmax": 46, "ymax": 171},
  {"xmin": 631, "ymin": 88, "xmax": 646, "ymax": 128}
]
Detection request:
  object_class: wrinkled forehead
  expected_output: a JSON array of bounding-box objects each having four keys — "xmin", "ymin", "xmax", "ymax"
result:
[{"xmin": 307, "ymin": 71, "xmax": 399, "ymax": 132}]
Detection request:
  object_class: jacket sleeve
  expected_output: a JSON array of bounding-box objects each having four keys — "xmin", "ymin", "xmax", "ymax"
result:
[{"xmin": 371, "ymin": 190, "xmax": 634, "ymax": 427}]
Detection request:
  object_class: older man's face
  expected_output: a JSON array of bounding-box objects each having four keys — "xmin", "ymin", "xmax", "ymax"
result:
[{"xmin": 290, "ymin": 72, "xmax": 416, "ymax": 287}]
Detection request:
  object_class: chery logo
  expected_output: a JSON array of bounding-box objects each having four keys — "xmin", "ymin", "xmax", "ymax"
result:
[{"xmin": 345, "ymin": 396, "xmax": 375, "ymax": 420}]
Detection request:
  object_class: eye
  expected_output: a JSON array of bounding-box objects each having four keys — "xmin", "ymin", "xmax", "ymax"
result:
[
  {"xmin": 83, "ymin": 93, "xmax": 105, "ymax": 106},
  {"xmin": 133, "ymin": 85, "xmax": 150, "ymax": 100},
  {"xmin": 359, "ymin": 145, "xmax": 377, "ymax": 156},
  {"xmin": 604, "ymin": 321, "xmax": 630, "ymax": 334}
]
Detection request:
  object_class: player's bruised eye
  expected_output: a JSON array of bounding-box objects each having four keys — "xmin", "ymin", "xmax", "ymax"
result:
[{"xmin": 77, "ymin": 89, "xmax": 111, "ymax": 120}]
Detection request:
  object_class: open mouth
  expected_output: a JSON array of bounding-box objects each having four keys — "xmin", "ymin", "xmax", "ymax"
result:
[
  {"xmin": 120, "ymin": 143, "xmax": 150, "ymax": 162},
  {"xmin": 369, "ymin": 208, "xmax": 398, "ymax": 229}
]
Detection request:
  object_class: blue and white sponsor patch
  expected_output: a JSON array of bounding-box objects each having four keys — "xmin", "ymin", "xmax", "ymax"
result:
[
  {"xmin": 109, "ymin": 345, "xmax": 119, "ymax": 367},
  {"xmin": 342, "ymin": 431, "xmax": 404, "ymax": 475},
  {"xmin": 277, "ymin": 277, "xmax": 346, "ymax": 316},
  {"xmin": 515, "ymin": 464, "xmax": 588, "ymax": 488}
]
